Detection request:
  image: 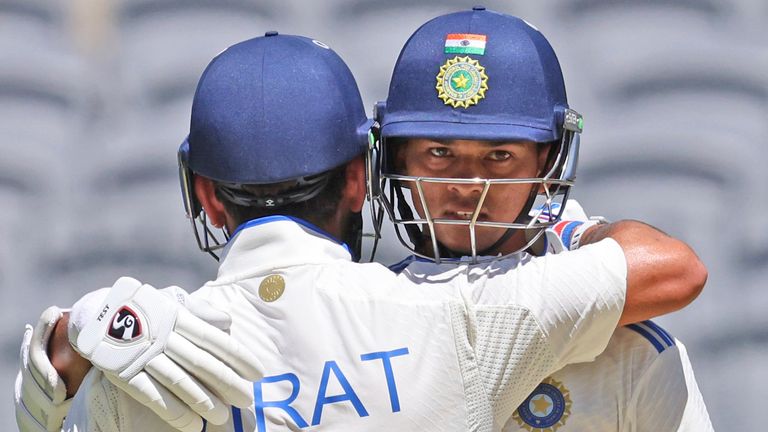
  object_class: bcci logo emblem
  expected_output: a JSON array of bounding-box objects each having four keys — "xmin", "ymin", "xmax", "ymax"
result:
[
  {"xmin": 512, "ymin": 377, "xmax": 572, "ymax": 431},
  {"xmin": 107, "ymin": 306, "xmax": 143, "ymax": 342},
  {"xmin": 435, "ymin": 56, "xmax": 488, "ymax": 108}
]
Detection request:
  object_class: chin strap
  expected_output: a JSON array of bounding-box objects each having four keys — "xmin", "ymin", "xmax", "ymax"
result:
[
  {"xmin": 393, "ymin": 182, "xmax": 425, "ymax": 248},
  {"xmin": 342, "ymin": 211, "xmax": 363, "ymax": 262}
]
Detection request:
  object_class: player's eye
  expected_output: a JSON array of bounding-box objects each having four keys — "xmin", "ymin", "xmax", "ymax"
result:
[
  {"xmin": 487, "ymin": 150, "xmax": 511, "ymax": 161},
  {"xmin": 428, "ymin": 147, "xmax": 451, "ymax": 158}
]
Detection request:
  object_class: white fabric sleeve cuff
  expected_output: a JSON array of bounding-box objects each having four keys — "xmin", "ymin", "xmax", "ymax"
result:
[{"xmin": 530, "ymin": 238, "xmax": 627, "ymax": 367}]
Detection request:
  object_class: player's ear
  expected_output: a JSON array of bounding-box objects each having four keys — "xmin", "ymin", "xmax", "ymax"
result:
[
  {"xmin": 342, "ymin": 156, "xmax": 366, "ymax": 212},
  {"xmin": 194, "ymin": 176, "xmax": 228, "ymax": 228}
]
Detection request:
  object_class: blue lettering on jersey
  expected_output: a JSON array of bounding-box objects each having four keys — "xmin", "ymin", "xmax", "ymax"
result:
[
  {"xmin": 360, "ymin": 347, "xmax": 410, "ymax": 412},
  {"xmin": 312, "ymin": 361, "xmax": 369, "ymax": 425},
  {"xmin": 252, "ymin": 347, "xmax": 409, "ymax": 431},
  {"xmin": 255, "ymin": 373, "xmax": 309, "ymax": 432},
  {"xmin": 231, "ymin": 407, "xmax": 243, "ymax": 432}
]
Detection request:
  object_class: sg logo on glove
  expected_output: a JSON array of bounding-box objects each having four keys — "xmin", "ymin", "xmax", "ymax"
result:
[{"xmin": 107, "ymin": 306, "xmax": 143, "ymax": 342}]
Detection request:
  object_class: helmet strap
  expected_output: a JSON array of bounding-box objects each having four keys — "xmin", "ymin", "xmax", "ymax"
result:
[
  {"xmin": 393, "ymin": 182, "xmax": 426, "ymax": 249},
  {"xmin": 341, "ymin": 211, "xmax": 363, "ymax": 262}
]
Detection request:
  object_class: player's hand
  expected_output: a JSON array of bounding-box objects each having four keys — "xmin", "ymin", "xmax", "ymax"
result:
[
  {"xmin": 15, "ymin": 306, "xmax": 72, "ymax": 432},
  {"xmin": 542, "ymin": 219, "xmax": 602, "ymax": 253},
  {"xmin": 70, "ymin": 277, "xmax": 264, "ymax": 432},
  {"xmin": 527, "ymin": 199, "xmax": 605, "ymax": 255}
]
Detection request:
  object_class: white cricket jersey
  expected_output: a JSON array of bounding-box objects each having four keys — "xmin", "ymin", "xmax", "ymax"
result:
[
  {"xmin": 64, "ymin": 216, "xmax": 627, "ymax": 432},
  {"xmin": 500, "ymin": 322, "xmax": 714, "ymax": 432},
  {"xmin": 392, "ymin": 254, "xmax": 713, "ymax": 432}
]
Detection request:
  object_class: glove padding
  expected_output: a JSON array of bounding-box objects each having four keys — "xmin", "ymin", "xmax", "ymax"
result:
[
  {"xmin": 15, "ymin": 306, "xmax": 72, "ymax": 432},
  {"xmin": 71, "ymin": 277, "xmax": 264, "ymax": 432},
  {"xmin": 527, "ymin": 199, "xmax": 606, "ymax": 255}
]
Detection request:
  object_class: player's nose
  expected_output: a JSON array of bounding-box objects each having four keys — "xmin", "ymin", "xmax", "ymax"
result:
[
  {"xmin": 446, "ymin": 157, "xmax": 487, "ymax": 195},
  {"xmin": 448, "ymin": 179, "xmax": 485, "ymax": 198}
]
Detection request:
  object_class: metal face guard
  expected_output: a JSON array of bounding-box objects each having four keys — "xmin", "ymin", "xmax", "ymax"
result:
[
  {"xmin": 178, "ymin": 145, "xmax": 228, "ymax": 261},
  {"xmin": 379, "ymin": 174, "xmax": 572, "ymax": 263}
]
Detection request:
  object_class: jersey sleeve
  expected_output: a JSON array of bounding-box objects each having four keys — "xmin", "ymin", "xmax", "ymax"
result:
[
  {"xmin": 64, "ymin": 368, "xmax": 183, "ymax": 432},
  {"xmin": 459, "ymin": 238, "xmax": 627, "ymax": 426},
  {"xmin": 63, "ymin": 368, "xmax": 123, "ymax": 432},
  {"xmin": 626, "ymin": 340, "xmax": 714, "ymax": 431},
  {"xmin": 533, "ymin": 238, "xmax": 627, "ymax": 367},
  {"xmin": 468, "ymin": 237, "xmax": 627, "ymax": 366}
]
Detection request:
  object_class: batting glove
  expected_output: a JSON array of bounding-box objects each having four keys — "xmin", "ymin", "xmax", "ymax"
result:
[
  {"xmin": 542, "ymin": 219, "xmax": 605, "ymax": 253},
  {"xmin": 527, "ymin": 199, "xmax": 606, "ymax": 255},
  {"xmin": 70, "ymin": 277, "xmax": 264, "ymax": 432},
  {"xmin": 15, "ymin": 306, "xmax": 72, "ymax": 432}
]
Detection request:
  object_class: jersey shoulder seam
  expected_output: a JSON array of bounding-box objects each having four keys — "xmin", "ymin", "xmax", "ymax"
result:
[{"xmin": 625, "ymin": 320, "xmax": 675, "ymax": 353}]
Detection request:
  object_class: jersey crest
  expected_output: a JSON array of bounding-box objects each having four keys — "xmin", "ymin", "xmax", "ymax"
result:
[{"xmin": 512, "ymin": 377, "xmax": 572, "ymax": 431}]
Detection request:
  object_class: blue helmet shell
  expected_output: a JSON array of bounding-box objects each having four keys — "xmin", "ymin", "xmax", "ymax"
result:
[
  {"xmin": 184, "ymin": 33, "xmax": 370, "ymax": 184},
  {"xmin": 380, "ymin": 8, "xmax": 569, "ymax": 143}
]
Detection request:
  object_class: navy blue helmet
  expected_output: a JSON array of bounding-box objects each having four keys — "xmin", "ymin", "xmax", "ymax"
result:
[
  {"xmin": 369, "ymin": 8, "xmax": 583, "ymax": 263},
  {"xmin": 178, "ymin": 33, "xmax": 370, "ymax": 257}
]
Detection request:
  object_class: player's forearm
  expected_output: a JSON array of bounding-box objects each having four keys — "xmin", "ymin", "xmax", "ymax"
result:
[
  {"xmin": 580, "ymin": 220, "xmax": 707, "ymax": 326},
  {"xmin": 50, "ymin": 313, "xmax": 92, "ymax": 398}
]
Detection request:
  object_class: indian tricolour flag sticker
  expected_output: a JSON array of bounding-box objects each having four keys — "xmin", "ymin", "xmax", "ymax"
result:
[{"xmin": 444, "ymin": 34, "xmax": 487, "ymax": 55}]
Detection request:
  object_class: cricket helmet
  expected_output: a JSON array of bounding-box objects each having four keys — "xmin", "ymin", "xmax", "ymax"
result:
[
  {"xmin": 369, "ymin": 7, "xmax": 583, "ymax": 263},
  {"xmin": 178, "ymin": 32, "xmax": 370, "ymax": 258}
]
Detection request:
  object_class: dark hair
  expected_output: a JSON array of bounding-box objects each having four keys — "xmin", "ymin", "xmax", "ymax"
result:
[{"xmin": 215, "ymin": 165, "xmax": 347, "ymax": 229}]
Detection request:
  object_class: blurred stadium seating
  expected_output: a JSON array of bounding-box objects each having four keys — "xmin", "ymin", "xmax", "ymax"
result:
[{"xmin": 1, "ymin": 0, "xmax": 764, "ymax": 429}]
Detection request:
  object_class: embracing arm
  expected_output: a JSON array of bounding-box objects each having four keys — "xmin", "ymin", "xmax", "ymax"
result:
[
  {"xmin": 49, "ymin": 313, "xmax": 91, "ymax": 398},
  {"xmin": 18, "ymin": 279, "xmax": 264, "ymax": 432},
  {"xmin": 579, "ymin": 220, "xmax": 707, "ymax": 326}
]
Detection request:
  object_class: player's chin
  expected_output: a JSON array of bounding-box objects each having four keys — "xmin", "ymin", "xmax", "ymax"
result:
[
  {"xmin": 434, "ymin": 225, "xmax": 504, "ymax": 256},
  {"xmin": 473, "ymin": 227, "xmax": 510, "ymax": 254}
]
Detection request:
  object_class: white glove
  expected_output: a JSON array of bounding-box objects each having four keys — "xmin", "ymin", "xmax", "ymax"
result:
[
  {"xmin": 543, "ymin": 219, "xmax": 604, "ymax": 253},
  {"xmin": 528, "ymin": 199, "xmax": 606, "ymax": 255},
  {"xmin": 15, "ymin": 306, "xmax": 72, "ymax": 432},
  {"xmin": 71, "ymin": 277, "xmax": 264, "ymax": 432}
]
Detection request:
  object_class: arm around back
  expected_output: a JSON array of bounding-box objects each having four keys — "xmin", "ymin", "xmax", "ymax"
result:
[
  {"xmin": 51, "ymin": 313, "xmax": 91, "ymax": 398},
  {"xmin": 580, "ymin": 220, "xmax": 707, "ymax": 326}
]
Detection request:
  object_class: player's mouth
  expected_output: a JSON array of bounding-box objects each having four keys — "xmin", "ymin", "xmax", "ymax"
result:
[{"xmin": 442, "ymin": 209, "xmax": 489, "ymax": 221}]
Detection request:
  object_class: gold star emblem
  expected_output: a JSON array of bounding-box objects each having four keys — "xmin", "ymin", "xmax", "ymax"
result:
[
  {"xmin": 531, "ymin": 395, "xmax": 552, "ymax": 414},
  {"xmin": 435, "ymin": 56, "xmax": 488, "ymax": 108},
  {"xmin": 452, "ymin": 73, "xmax": 469, "ymax": 90}
]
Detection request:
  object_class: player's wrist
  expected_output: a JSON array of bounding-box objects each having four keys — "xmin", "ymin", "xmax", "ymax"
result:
[
  {"xmin": 15, "ymin": 306, "xmax": 74, "ymax": 432},
  {"xmin": 50, "ymin": 313, "xmax": 91, "ymax": 398},
  {"xmin": 570, "ymin": 218, "xmax": 609, "ymax": 250},
  {"xmin": 574, "ymin": 218, "xmax": 610, "ymax": 249}
]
